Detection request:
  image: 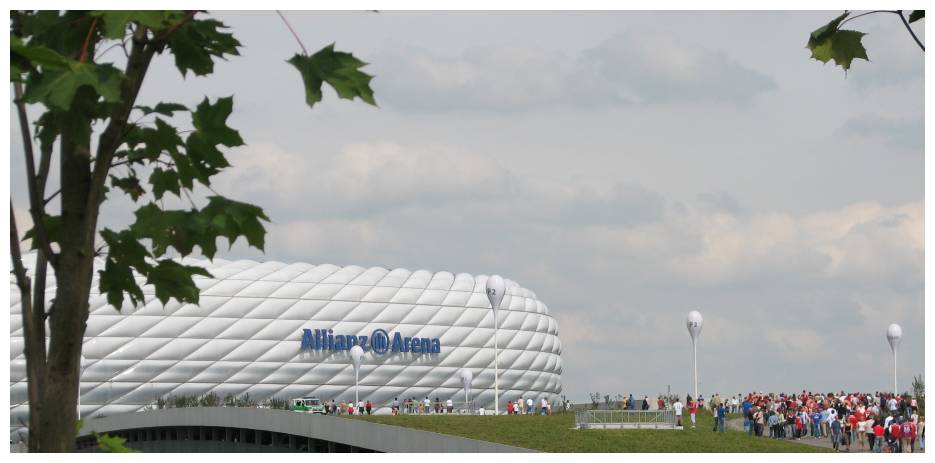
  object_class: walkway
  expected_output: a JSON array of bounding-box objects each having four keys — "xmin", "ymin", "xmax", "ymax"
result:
[{"xmin": 726, "ymin": 418, "xmax": 923, "ymax": 453}]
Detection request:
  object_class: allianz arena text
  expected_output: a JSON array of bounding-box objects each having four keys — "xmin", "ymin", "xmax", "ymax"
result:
[{"xmin": 10, "ymin": 253, "xmax": 563, "ymax": 437}]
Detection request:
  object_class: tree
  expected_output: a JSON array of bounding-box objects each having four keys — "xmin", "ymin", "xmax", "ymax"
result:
[
  {"xmin": 806, "ymin": 10, "xmax": 924, "ymax": 73},
  {"xmin": 911, "ymin": 374, "xmax": 925, "ymax": 417},
  {"xmin": 10, "ymin": 10, "xmax": 376, "ymax": 452}
]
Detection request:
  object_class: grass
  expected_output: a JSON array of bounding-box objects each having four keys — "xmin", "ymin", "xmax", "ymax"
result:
[{"xmin": 344, "ymin": 410, "xmax": 830, "ymax": 452}]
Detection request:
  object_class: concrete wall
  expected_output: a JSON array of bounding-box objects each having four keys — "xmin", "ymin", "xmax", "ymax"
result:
[{"xmin": 79, "ymin": 408, "xmax": 534, "ymax": 453}]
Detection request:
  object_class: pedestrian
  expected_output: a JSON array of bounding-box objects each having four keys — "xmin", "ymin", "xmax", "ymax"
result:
[
  {"xmin": 689, "ymin": 397, "xmax": 698, "ymax": 428},
  {"xmin": 830, "ymin": 416, "xmax": 842, "ymax": 451},
  {"xmin": 873, "ymin": 420, "xmax": 884, "ymax": 452},
  {"xmin": 392, "ymin": 397, "xmax": 400, "ymax": 416},
  {"xmin": 357, "ymin": 399, "xmax": 364, "ymax": 415},
  {"xmin": 527, "ymin": 397, "xmax": 534, "ymax": 416},
  {"xmin": 673, "ymin": 397, "xmax": 684, "ymax": 427},
  {"xmin": 901, "ymin": 418, "xmax": 913, "ymax": 453},
  {"xmin": 365, "ymin": 399, "xmax": 372, "ymax": 415},
  {"xmin": 718, "ymin": 402, "xmax": 726, "ymax": 433},
  {"xmin": 446, "ymin": 398, "xmax": 453, "ymax": 414},
  {"xmin": 541, "ymin": 397, "xmax": 549, "ymax": 416},
  {"xmin": 889, "ymin": 417, "xmax": 902, "ymax": 452},
  {"xmin": 919, "ymin": 416, "xmax": 925, "ymax": 451}
]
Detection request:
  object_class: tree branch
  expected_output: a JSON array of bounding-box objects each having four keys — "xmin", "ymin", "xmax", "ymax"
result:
[
  {"xmin": 276, "ymin": 10, "xmax": 308, "ymax": 55},
  {"xmin": 84, "ymin": 14, "xmax": 197, "ymax": 248},
  {"xmin": 838, "ymin": 10, "xmax": 900, "ymax": 28},
  {"xmin": 10, "ymin": 201, "xmax": 46, "ymax": 452},
  {"xmin": 897, "ymin": 10, "xmax": 925, "ymax": 51},
  {"xmin": 13, "ymin": 82, "xmax": 58, "ymax": 268},
  {"xmin": 78, "ymin": 17, "xmax": 99, "ymax": 63}
]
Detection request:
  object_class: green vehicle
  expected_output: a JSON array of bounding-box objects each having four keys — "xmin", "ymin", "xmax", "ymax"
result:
[{"xmin": 289, "ymin": 397, "xmax": 325, "ymax": 414}]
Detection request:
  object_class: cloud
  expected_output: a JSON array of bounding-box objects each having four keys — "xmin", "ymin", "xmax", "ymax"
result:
[
  {"xmin": 215, "ymin": 141, "xmax": 515, "ymax": 220},
  {"xmin": 581, "ymin": 32, "xmax": 777, "ymax": 106},
  {"xmin": 838, "ymin": 115, "xmax": 924, "ymax": 150},
  {"xmin": 373, "ymin": 31, "xmax": 776, "ymax": 112}
]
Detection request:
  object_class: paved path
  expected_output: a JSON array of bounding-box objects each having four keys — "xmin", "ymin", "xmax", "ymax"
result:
[
  {"xmin": 726, "ymin": 418, "xmax": 885, "ymax": 453},
  {"xmin": 727, "ymin": 418, "xmax": 926, "ymax": 453}
]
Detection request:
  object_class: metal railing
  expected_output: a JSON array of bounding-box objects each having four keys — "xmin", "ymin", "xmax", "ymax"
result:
[{"xmin": 575, "ymin": 409, "xmax": 679, "ymax": 429}]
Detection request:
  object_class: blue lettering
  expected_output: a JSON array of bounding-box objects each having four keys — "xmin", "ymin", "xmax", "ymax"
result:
[
  {"xmin": 301, "ymin": 328, "xmax": 441, "ymax": 355},
  {"xmin": 301, "ymin": 329, "xmax": 313, "ymax": 350},
  {"xmin": 391, "ymin": 332, "xmax": 404, "ymax": 352}
]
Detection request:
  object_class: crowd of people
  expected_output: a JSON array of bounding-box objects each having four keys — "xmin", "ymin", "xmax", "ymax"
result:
[
  {"xmin": 691, "ymin": 391, "xmax": 924, "ymax": 453},
  {"xmin": 318, "ymin": 396, "xmax": 563, "ymax": 416}
]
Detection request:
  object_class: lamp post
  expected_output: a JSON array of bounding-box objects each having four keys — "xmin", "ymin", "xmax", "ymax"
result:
[
  {"xmin": 686, "ymin": 311, "xmax": 703, "ymax": 402},
  {"xmin": 886, "ymin": 324, "xmax": 902, "ymax": 394},
  {"xmin": 350, "ymin": 345, "xmax": 364, "ymax": 406},
  {"xmin": 486, "ymin": 275, "xmax": 505, "ymax": 415},
  {"xmin": 461, "ymin": 369, "xmax": 473, "ymax": 410}
]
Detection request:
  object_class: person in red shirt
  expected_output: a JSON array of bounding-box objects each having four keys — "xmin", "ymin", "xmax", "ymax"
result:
[
  {"xmin": 507, "ymin": 400, "xmax": 514, "ymax": 415},
  {"xmin": 889, "ymin": 420, "xmax": 902, "ymax": 452},
  {"xmin": 873, "ymin": 422, "xmax": 885, "ymax": 453},
  {"xmin": 907, "ymin": 420, "xmax": 918, "ymax": 453},
  {"xmin": 901, "ymin": 420, "xmax": 914, "ymax": 453},
  {"xmin": 689, "ymin": 399, "xmax": 698, "ymax": 428},
  {"xmin": 848, "ymin": 413, "xmax": 859, "ymax": 446}
]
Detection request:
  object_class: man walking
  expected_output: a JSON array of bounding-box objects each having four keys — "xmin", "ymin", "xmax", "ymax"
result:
[{"xmin": 674, "ymin": 397, "xmax": 684, "ymax": 427}]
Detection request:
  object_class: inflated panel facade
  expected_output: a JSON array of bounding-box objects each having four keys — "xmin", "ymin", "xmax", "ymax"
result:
[{"xmin": 10, "ymin": 253, "xmax": 563, "ymax": 437}]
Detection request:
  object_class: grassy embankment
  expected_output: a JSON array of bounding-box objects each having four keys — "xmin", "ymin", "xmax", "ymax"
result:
[{"xmin": 345, "ymin": 411, "xmax": 829, "ymax": 452}]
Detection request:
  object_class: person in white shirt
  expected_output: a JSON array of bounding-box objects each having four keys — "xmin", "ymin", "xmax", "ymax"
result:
[
  {"xmin": 424, "ymin": 397, "xmax": 431, "ymax": 414},
  {"xmin": 673, "ymin": 399, "xmax": 684, "ymax": 427},
  {"xmin": 527, "ymin": 397, "xmax": 534, "ymax": 415},
  {"xmin": 541, "ymin": 397, "xmax": 548, "ymax": 415},
  {"xmin": 446, "ymin": 398, "xmax": 453, "ymax": 413}
]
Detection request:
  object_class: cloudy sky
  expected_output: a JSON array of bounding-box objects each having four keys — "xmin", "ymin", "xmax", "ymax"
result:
[{"xmin": 11, "ymin": 10, "xmax": 924, "ymax": 400}]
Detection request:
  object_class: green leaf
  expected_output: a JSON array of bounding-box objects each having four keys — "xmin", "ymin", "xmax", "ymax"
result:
[
  {"xmin": 135, "ymin": 102, "xmax": 189, "ymax": 116},
  {"xmin": 908, "ymin": 10, "xmax": 924, "ymax": 23},
  {"xmin": 130, "ymin": 203, "xmax": 206, "ymax": 257},
  {"xmin": 807, "ymin": 13, "xmax": 869, "ymax": 72},
  {"xmin": 166, "ymin": 18, "xmax": 241, "ymax": 77},
  {"xmin": 146, "ymin": 259, "xmax": 212, "ymax": 305},
  {"xmin": 191, "ymin": 96, "xmax": 244, "ymax": 147},
  {"xmin": 287, "ymin": 44, "xmax": 377, "ymax": 108},
  {"xmin": 202, "ymin": 195, "xmax": 270, "ymax": 252},
  {"xmin": 94, "ymin": 431, "xmax": 137, "ymax": 453},
  {"xmin": 808, "ymin": 12, "xmax": 849, "ymax": 47},
  {"xmin": 21, "ymin": 62, "xmax": 125, "ymax": 111},
  {"xmin": 98, "ymin": 228, "xmax": 150, "ymax": 309},
  {"xmin": 98, "ymin": 258, "xmax": 145, "ymax": 309},
  {"xmin": 109, "ymin": 174, "xmax": 145, "ymax": 201},
  {"xmin": 22, "ymin": 214, "xmax": 62, "ymax": 251},
  {"xmin": 809, "ymin": 30, "xmax": 869, "ymax": 71},
  {"xmin": 90, "ymin": 11, "xmax": 185, "ymax": 39},
  {"xmin": 11, "ymin": 34, "xmax": 71, "ymax": 71},
  {"xmin": 149, "ymin": 167, "xmax": 181, "ymax": 199}
]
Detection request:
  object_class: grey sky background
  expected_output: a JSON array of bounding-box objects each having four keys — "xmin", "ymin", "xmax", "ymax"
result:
[{"xmin": 10, "ymin": 11, "xmax": 924, "ymax": 400}]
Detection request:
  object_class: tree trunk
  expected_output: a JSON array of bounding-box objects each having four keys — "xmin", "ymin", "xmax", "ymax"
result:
[{"xmin": 37, "ymin": 99, "xmax": 95, "ymax": 452}]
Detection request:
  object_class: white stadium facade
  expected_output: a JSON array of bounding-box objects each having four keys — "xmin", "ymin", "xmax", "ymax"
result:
[{"xmin": 10, "ymin": 253, "xmax": 563, "ymax": 439}]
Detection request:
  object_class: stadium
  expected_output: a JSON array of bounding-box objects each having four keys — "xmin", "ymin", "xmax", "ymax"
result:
[{"xmin": 10, "ymin": 253, "xmax": 564, "ymax": 441}]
